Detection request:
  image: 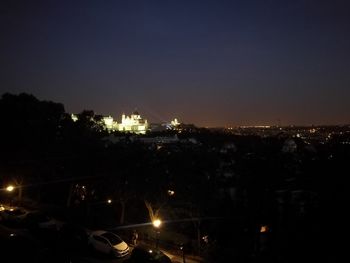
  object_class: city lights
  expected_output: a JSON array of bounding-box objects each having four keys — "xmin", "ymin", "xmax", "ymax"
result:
[{"xmin": 1, "ymin": 1, "xmax": 350, "ymax": 261}]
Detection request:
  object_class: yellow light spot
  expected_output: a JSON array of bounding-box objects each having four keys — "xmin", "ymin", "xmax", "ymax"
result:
[
  {"xmin": 153, "ymin": 219, "xmax": 162, "ymax": 228},
  {"xmin": 6, "ymin": 185, "xmax": 14, "ymax": 192},
  {"xmin": 260, "ymin": 225, "xmax": 269, "ymax": 233}
]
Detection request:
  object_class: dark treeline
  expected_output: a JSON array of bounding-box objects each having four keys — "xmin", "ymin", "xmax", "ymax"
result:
[{"xmin": 0, "ymin": 93, "xmax": 349, "ymax": 262}]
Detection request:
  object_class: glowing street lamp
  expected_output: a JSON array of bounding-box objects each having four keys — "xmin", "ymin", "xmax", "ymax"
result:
[
  {"xmin": 167, "ymin": 190, "xmax": 175, "ymax": 196},
  {"xmin": 152, "ymin": 219, "xmax": 162, "ymax": 228},
  {"xmin": 152, "ymin": 218, "xmax": 162, "ymax": 249},
  {"xmin": 4, "ymin": 180, "xmax": 23, "ymax": 205},
  {"xmin": 260, "ymin": 225, "xmax": 269, "ymax": 233},
  {"xmin": 107, "ymin": 199, "xmax": 112, "ymax": 204},
  {"xmin": 6, "ymin": 185, "xmax": 14, "ymax": 192}
]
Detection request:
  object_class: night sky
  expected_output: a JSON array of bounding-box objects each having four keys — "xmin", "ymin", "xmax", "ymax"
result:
[{"xmin": 1, "ymin": 0, "xmax": 350, "ymax": 127}]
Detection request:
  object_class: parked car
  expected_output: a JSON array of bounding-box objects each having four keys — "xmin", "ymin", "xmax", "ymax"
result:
[
  {"xmin": 125, "ymin": 245, "xmax": 172, "ymax": 263},
  {"xmin": 0, "ymin": 207, "xmax": 27, "ymax": 220},
  {"xmin": 88, "ymin": 230, "xmax": 130, "ymax": 257},
  {"xmin": 22, "ymin": 211, "xmax": 58, "ymax": 230},
  {"xmin": 0, "ymin": 207, "xmax": 29, "ymax": 226}
]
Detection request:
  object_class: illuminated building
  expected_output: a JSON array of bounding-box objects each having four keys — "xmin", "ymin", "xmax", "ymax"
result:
[
  {"xmin": 100, "ymin": 111, "xmax": 148, "ymax": 134},
  {"xmin": 72, "ymin": 111, "xmax": 186, "ymax": 135},
  {"xmin": 150, "ymin": 118, "xmax": 181, "ymax": 131},
  {"xmin": 117, "ymin": 111, "xmax": 148, "ymax": 134},
  {"xmin": 103, "ymin": 116, "xmax": 118, "ymax": 130},
  {"xmin": 71, "ymin": 114, "xmax": 78, "ymax": 122},
  {"xmin": 170, "ymin": 118, "xmax": 180, "ymax": 128}
]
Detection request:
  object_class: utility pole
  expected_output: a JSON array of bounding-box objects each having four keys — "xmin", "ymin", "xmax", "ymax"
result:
[{"xmin": 180, "ymin": 244, "xmax": 186, "ymax": 263}]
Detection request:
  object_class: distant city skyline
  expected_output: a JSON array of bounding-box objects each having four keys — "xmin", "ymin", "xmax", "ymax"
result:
[{"xmin": 1, "ymin": 1, "xmax": 350, "ymax": 127}]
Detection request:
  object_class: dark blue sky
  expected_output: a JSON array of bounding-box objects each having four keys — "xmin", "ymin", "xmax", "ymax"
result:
[{"xmin": 1, "ymin": 0, "xmax": 350, "ymax": 126}]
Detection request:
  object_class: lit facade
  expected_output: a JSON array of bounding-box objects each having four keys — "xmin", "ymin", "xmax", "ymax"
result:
[
  {"xmin": 118, "ymin": 111, "xmax": 148, "ymax": 134},
  {"xmin": 171, "ymin": 118, "xmax": 180, "ymax": 128},
  {"xmin": 71, "ymin": 114, "xmax": 78, "ymax": 122},
  {"xmin": 72, "ymin": 111, "xmax": 181, "ymax": 134},
  {"xmin": 101, "ymin": 111, "xmax": 148, "ymax": 134},
  {"xmin": 103, "ymin": 116, "xmax": 118, "ymax": 130}
]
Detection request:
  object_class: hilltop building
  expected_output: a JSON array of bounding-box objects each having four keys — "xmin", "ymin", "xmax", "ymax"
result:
[
  {"xmin": 100, "ymin": 111, "xmax": 148, "ymax": 134},
  {"xmin": 149, "ymin": 118, "xmax": 182, "ymax": 132},
  {"xmin": 117, "ymin": 111, "xmax": 148, "ymax": 134},
  {"xmin": 72, "ymin": 111, "xmax": 182, "ymax": 135}
]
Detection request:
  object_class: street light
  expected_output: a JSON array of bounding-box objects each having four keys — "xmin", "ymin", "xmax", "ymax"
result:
[
  {"xmin": 167, "ymin": 190, "xmax": 175, "ymax": 196},
  {"xmin": 152, "ymin": 218, "xmax": 162, "ymax": 248},
  {"xmin": 4, "ymin": 185, "xmax": 16, "ymax": 206},
  {"xmin": 152, "ymin": 219, "xmax": 162, "ymax": 228},
  {"xmin": 6, "ymin": 185, "xmax": 14, "ymax": 192}
]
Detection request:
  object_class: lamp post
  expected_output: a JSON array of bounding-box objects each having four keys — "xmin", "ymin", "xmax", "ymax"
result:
[
  {"xmin": 5, "ymin": 183, "xmax": 22, "ymax": 205},
  {"xmin": 5, "ymin": 185, "xmax": 16, "ymax": 206},
  {"xmin": 180, "ymin": 244, "xmax": 186, "ymax": 263},
  {"xmin": 152, "ymin": 219, "xmax": 162, "ymax": 249}
]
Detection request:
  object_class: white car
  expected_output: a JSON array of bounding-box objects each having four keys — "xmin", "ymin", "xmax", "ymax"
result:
[{"xmin": 88, "ymin": 230, "xmax": 129, "ymax": 257}]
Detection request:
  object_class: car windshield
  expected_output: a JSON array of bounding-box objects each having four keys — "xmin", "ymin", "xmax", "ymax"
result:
[{"xmin": 101, "ymin": 233, "xmax": 122, "ymax": 245}]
